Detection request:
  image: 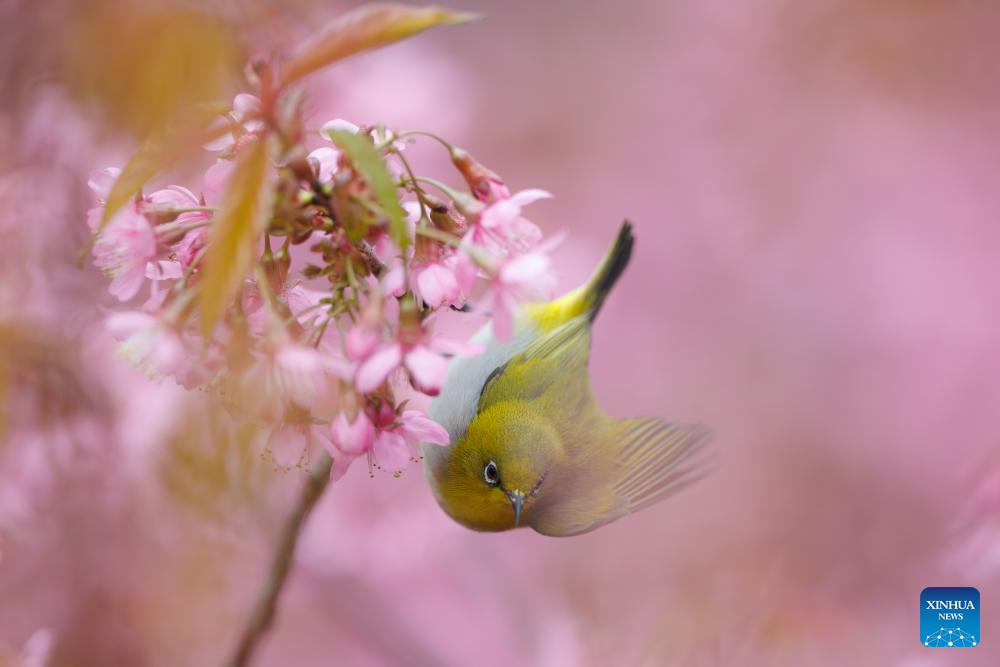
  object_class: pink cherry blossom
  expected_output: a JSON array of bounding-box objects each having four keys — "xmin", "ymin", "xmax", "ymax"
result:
[
  {"xmin": 451, "ymin": 148, "xmax": 510, "ymax": 203},
  {"xmin": 87, "ymin": 167, "xmax": 120, "ymax": 202},
  {"xmin": 330, "ymin": 409, "xmax": 376, "ymax": 457},
  {"xmin": 203, "ymin": 160, "xmax": 234, "ymax": 205},
  {"xmin": 307, "ymin": 146, "xmax": 340, "ymax": 182},
  {"xmin": 145, "ymin": 185, "xmax": 208, "ymax": 225},
  {"xmin": 204, "ymin": 93, "xmax": 265, "ymax": 153},
  {"xmin": 86, "ymin": 167, "xmax": 120, "ymax": 230},
  {"xmin": 371, "ymin": 409, "xmax": 449, "ymax": 473},
  {"xmin": 92, "ymin": 205, "xmax": 157, "ymax": 302},
  {"xmin": 105, "ymin": 311, "xmax": 188, "ymax": 380},
  {"xmin": 411, "ymin": 250, "xmax": 477, "ymax": 309},
  {"xmin": 345, "ymin": 321, "xmax": 380, "ymax": 361},
  {"xmin": 142, "ymin": 260, "xmax": 183, "ymax": 311},
  {"xmin": 487, "ymin": 247, "xmax": 558, "ymax": 341},
  {"xmin": 265, "ymin": 422, "xmax": 332, "ymax": 472},
  {"xmin": 321, "ymin": 118, "xmax": 361, "ymax": 136},
  {"xmin": 468, "ymin": 188, "xmax": 551, "ymax": 254},
  {"xmin": 272, "ymin": 344, "xmax": 330, "ymax": 408},
  {"xmin": 353, "ymin": 325, "xmax": 482, "ymax": 396},
  {"xmin": 329, "ymin": 405, "xmax": 447, "ymax": 476},
  {"xmin": 380, "ymin": 257, "xmax": 407, "ymax": 298},
  {"xmin": 251, "ymin": 341, "xmax": 348, "ymax": 411},
  {"xmin": 242, "ymin": 281, "xmax": 330, "ymax": 339},
  {"xmin": 174, "ymin": 227, "xmax": 208, "ymax": 270}
]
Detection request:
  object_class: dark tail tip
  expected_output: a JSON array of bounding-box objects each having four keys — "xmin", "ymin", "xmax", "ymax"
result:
[{"xmin": 589, "ymin": 221, "xmax": 635, "ymax": 321}]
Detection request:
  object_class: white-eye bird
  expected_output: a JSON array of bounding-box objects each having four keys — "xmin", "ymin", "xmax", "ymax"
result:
[{"xmin": 423, "ymin": 222, "xmax": 710, "ymax": 536}]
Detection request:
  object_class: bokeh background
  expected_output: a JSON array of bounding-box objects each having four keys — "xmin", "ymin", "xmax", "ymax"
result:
[{"xmin": 2, "ymin": 0, "xmax": 999, "ymax": 665}]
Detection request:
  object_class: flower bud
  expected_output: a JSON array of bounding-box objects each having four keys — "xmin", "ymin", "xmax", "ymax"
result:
[
  {"xmin": 285, "ymin": 145, "xmax": 314, "ymax": 182},
  {"xmin": 142, "ymin": 203, "xmax": 183, "ymax": 225},
  {"xmin": 451, "ymin": 147, "xmax": 510, "ymax": 203},
  {"xmin": 330, "ymin": 408, "xmax": 375, "ymax": 456}
]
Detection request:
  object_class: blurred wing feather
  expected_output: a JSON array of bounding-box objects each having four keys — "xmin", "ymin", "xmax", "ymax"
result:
[
  {"xmin": 533, "ymin": 418, "xmax": 711, "ymax": 537},
  {"xmin": 614, "ymin": 418, "xmax": 711, "ymax": 512}
]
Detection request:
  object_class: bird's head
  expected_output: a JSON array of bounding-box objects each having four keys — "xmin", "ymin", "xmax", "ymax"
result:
[{"xmin": 433, "ymin": 401, "xmax": 560, "ymax": 532}]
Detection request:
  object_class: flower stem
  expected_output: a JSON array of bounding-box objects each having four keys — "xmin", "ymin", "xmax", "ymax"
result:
[
  {"xmin": 221, "ymin": 453, "xmax": 334, "ymax": 667},
  {"xmin": 394, "ymin": 129, "xmax": 455, "ymax": 152},
  {"xmin": 414, "ymin": 225, "xmax": 461, "ymax": 248}
]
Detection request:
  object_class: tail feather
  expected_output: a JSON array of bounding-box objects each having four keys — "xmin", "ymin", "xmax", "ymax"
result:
[
  {"xmin": 585, "ymin": 221, "xmax": 634, "ymax": 321},
  {"xmin": 524, "ymin": 221, "xmax": 634, "ymax": 332}
]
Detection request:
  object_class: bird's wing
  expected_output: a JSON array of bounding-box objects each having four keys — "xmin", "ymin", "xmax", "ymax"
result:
[
  {"xmin": 612, "ymin": 418, "xmax": 711, "ymax": 513},
  {"xmin": 427, "ymin": 322, "xmax": 537, "ymax": 446},
  {"xmin": 532, "ymin": 419, "xmax": 711, "ymax": 537},
  {"xmin": 476, "ymin": 316, "xmax": 592, "ymax": 415}
]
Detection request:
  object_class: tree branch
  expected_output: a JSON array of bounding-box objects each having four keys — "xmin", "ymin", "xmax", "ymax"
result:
[{"xmin": 222, "ymin": 453, "xmax": 334, "ymax": 667}]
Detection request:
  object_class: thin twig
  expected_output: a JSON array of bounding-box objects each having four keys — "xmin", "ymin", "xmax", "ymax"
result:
[{"xmin": 222, "ymin": 453, "xmax": 334, "ymax": 667}]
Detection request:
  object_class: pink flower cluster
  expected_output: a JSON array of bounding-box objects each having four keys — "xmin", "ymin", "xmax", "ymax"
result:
[{"xmin": 88, "ymin": 93, "xmax": 558, "ymax": 479}]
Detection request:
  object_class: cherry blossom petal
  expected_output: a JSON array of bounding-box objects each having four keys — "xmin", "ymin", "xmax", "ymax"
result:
[
  {"xmin": 330, "ymin": 410, "xmax": 375, "ymax": 456},
  {"xmin": 142, "ymin": 278, "xmax": 168, "ymax": 312},
  {"xmin": 87, "ymin": 167, "xmax": 120, "ymax": 201},
  {"xmin": 373, "ymin": 429, "xmax": 412, "ymax": 473},
  {"xmin": 202, "ymin": 117, "xmax": 235, "ymax": 152},
  {"xmin": 500, "ymin": 251, "xmax": 553, "ymax": 290},
  {"xmin": 86, "ymin": 206, "xmax": 102, "ymax": 232},
  {"xmin": 345, "ymin": 324, "xmax": 379, "ymax": 361},
  {"xmin": 267, "ymin": 425, "xmax": 306, "ymax": 469},
  {"xmin": 232, "ymin": 93, "xmax": 261, "ymax": 120},
  {"xmin": 307, "ymin": 146, "xmax": 340, "ymax": 182},
  {"xmin": 104, "ymin": 311, "xmax": 157, "ymax": 338},
  {"xmin": 105, "ymin": 312, "xmax": 187, "ymax": 379},
  {"xmin": 203, "ymin": 161, "xmax": 235, "ymax": 206},
  {"xmin": 148, "ymin": 185, "xmax": 199, "ymax": 208},
  {"xmin": 399, "ymin": 410, "xmax": 450, "ymax": 446},
  {"xmin": 491, "ymin": 291, "xmax": 518, "ymax": 341},
  {"xmin": 451, "ymin": 251, "xmax": 479, "ymax": 295},
  {"xmin": 93, "ymin": 207, "xmax": 157, "ymax": 301},
  {"xmin": 145, "ymin": 260, "xmax": 183, "ymax": 280},
  {"xmin": 429, "ymin": 337, "xmax": 484, "ymax": 357},
  {"xmin": 381, "ymin": 258, "xmax": 406, "ymax": 297},
  {"xmin": 107, "ymin": 266, "xmax": 147, "ymax": 302},
  {"xmin": 479, "ymin": 198, "xmax": 520, "ymax": 230},
  {"xmin": 506, "ymin": 218, "xmax": 543, "ymax": 252},
  {"xmin": 274, "ymin": 344, "xmax": 326, "ymax": 407},
  {"xmin": 509, "ymin": 188, "xmax": 553, "ymax": 208},
  {"xmin": 355, "ymin": 343, "xmax": 403, "ymax": 393},
  {"xmin": 404, "ymin": 344, "xmax": 448, "ymax": 395},
  {"xmin": 414, "ymin": 263, "xmax": 456, "ymax": 308},
  {"xmin": 321, "ymin": 118, "xmax": 361, "ymax": 137},
  {"xmin": 175, "ymin": 228, "xmax": 208, "ymax": 269}
]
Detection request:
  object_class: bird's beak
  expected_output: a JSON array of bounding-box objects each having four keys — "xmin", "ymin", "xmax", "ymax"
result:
[{"xmin": 507, "ymin": 490, "xmax": 525, "ymax": 526}]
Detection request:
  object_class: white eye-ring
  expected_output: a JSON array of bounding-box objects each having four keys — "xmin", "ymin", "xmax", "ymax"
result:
[{"xmin": 483, "ymin": 460, "xmax": 499, "ymax": 486}]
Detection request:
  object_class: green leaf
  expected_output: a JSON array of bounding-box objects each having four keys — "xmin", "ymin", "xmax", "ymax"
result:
[
  {"xmin": 326, "ymin": 129, "xmax": 409, "ymax": 251},
  {"xmin": 199, "ymin": 139, "xmax": 273, "ymax": 336},
  {"xmin": 279, "ymin": 3, "xmax": 481, "ymax": 87}
]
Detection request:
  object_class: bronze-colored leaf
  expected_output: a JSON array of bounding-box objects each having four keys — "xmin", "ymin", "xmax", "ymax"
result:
[
  {"xmin": 280, "ymin": 3, "xmax": 481, "ymax": 87},
  {"xmin": 66, "ymin": 6, "xmax": 243, "ymax": 137},
  {"xmin": 199, "ymin": 139, "xmax": 273, "ymax": 336},
  {"xmin": 326, "ymin": 129, "xmax": 409, "ymax": 251},
  {"xmin": 98, "ymin": 106, "xmax": 231, "ymax": 232}
]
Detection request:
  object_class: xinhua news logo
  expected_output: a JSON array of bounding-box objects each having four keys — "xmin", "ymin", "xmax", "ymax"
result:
[{"xmin": 921, "ymin": 587, "xmax": 980, "ymax": 647}]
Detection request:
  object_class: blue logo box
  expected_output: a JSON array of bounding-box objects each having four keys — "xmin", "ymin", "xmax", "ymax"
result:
[{"xmin": 921, "ymin": 587, "xmax": 980, "ymax": 647}]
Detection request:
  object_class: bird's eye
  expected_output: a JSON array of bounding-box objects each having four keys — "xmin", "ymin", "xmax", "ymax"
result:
[{"xmin": 483, "ymin": 460, "xmax": 499, "ymax": 486}]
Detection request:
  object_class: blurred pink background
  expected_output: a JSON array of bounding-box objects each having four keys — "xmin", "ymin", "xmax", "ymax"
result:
[{"xmin": 2, "ymin": 1, "xmax": 999, "ymax": 665}]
